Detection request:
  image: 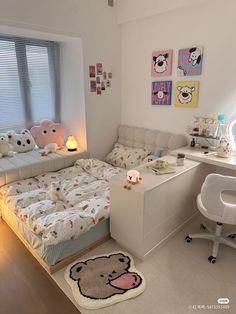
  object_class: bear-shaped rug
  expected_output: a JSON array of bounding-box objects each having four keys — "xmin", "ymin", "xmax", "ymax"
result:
[{"xmin": 65, "ymin": 251, "xmax": 146, "ymax": 310}]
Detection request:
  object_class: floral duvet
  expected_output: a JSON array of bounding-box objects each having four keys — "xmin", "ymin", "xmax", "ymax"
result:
[{"xmin": 0, "ymin": 159, "xmax": 121, "ymax": 245}]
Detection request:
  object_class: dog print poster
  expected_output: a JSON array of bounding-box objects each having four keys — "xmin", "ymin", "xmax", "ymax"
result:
[
  {"xmin": 177, "ymin": 47, "xmax": 203, "ymax": 76},
  {"xmin": 175, "ymin": 81, "xmax": 199, "ymax": 108},
  {"xmin": 151, "ymin": 50, "xmax": 173, "ymax": 77},
  {"xmin": 152, "ymin": 81, "xmax": 172, "ymax": 105}
]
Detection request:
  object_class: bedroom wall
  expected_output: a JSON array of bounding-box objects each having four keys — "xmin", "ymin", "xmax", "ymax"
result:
[
  {"xmin": 119, "ymin": 0, "xmax": 236, "ymax": 135},
  {"xmin": 117, "ymin": 0, "xmax": 210, "ymax": 24},
  {"xmin": 0, "ymin": 0, "xmax": 121, "ymax": 159}
]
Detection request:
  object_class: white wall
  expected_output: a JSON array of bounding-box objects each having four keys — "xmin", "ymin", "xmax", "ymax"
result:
[
  {"xmin": 0, "ymin": 0, "xmax": 121, "ymax": 159},
  {"xmin": 120, "ymin": 0, "xmax": 236, "ymax": 135},
  {"xmin": 117, "ymin": 0, "xmax": 210, "ymax": 24}
]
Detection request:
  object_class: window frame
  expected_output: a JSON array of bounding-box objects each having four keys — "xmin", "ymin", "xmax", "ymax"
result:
[{"xmin": 0, "ymin": 34, "xmax": 61, "ymax": 130}]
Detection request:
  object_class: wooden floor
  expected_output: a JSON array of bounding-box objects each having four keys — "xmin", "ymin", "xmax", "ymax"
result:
[{"xmin": 0, "ymin": 221, "xmax": 80, "ymax": 314}]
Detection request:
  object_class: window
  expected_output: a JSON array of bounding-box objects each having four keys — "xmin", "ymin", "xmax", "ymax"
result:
[{"xmin": 0, "ymin": 35, "xmax": 60, "ymax": 132}]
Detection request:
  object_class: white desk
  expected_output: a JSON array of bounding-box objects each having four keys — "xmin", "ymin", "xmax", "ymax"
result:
[
  {"xmin": 110, "ymin": 155, "xmax": 212, "ymax": 259},
  {"xmin": 171, "ymin": 146, "xmax": 236, "ymax": 172}
]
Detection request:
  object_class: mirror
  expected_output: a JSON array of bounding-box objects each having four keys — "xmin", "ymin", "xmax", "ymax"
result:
[{"xmin": 227, "ymin": 117, "xmax": 236, "ymax": 149}]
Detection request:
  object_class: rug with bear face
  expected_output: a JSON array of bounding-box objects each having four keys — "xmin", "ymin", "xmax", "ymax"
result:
[{"xmin": 65, "ymin": 251, "xmax": 146, "ymax": 309}]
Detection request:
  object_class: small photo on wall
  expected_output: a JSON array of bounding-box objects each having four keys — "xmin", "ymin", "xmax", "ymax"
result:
[
  {"xmin": 101, "ymin": 81, "xmax": 106, "ymax": 91},
  {"xmin": 151, "ymin": 50, "xmax": 173, "ymax": 77},
  {"xmin": 97, "ymin": 86, "xmax": 101, "ymax": 95},
  {"xmin": 152, "ymin": 81, "xmax": 172, "ymax": 106},
  {"xmin": 90, "ymin": 80, "xmax": 96, "ymax": 92},
  {"xmin": 175, "ymin": 81, "xmax": 200, "ymax": 108},
  {"xmin": 96, "ymin": 63, "xmax": 103, "ymax": 75},
  {"xmin": 96, "ymin": 76, "xmax": 100, "ymax": 84},
  {"xmin": 177, "ymin": 47, "xmax": 203, "ymax": 76},
  {"xmin": 89, "ymin": 65, "xmax": 96, "ymax": 78}
]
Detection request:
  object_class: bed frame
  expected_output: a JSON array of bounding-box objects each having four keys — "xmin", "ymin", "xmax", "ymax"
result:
[{"xmin": 1, "ymin": 199, "xmax": 110, "ymax": 274}]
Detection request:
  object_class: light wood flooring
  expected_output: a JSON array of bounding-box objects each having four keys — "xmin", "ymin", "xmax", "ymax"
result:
[{"xmin": 0, "ymin": 221, "xmax": 80, "ymax": 314}]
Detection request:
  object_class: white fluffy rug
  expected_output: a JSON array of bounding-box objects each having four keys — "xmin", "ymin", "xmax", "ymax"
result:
[{"xmin": 64, "ymin": 251, "xmax": 146, "ymax": 310}]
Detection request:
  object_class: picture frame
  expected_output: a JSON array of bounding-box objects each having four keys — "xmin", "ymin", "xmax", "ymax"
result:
[
  {"xmin": 151, "ymin": 81, "xmax": 172, "ymax": 106},
  {"xmin": 151, "ymin": 50, "xmax": 173, "ymax": 77}
]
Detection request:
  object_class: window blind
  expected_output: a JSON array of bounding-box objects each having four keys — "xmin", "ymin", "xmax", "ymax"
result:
[{"xmin": 0, "ymin": 35, "xmax": 60, "ymax": 132}]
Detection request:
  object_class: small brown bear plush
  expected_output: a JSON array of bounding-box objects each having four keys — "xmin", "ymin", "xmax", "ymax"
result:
[{"xmin": 69, "ymin": 253, "xmax": 142, "ymax": 299}]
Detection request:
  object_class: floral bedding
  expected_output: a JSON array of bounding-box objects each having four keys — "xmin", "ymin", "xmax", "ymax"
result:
[{"xmin": 0, "ymin": 159, "xmax": 121, "ymax": 245}]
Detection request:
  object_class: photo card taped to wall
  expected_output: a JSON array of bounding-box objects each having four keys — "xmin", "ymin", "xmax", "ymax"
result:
[
  {"xmin": 90, "ymin": 80, "xmax": 96, "ymax": 92},
  {"xmin": 175, "ymin": 81, "xmax": 200, "ymax": 108},
  {"xmin": 152, "ymin": 81, "xmax": 172, "ymax": 105},
  {"xmin": 96, "ymin": 63, "xmax": 103, "ymax": 75},
  {"xmin": 177, "ymin": 47, "xmax": 203, "ymax": 76},
  {"xmin": 101, "ymin": 81, "xmax": 106, "ymax": 91},
  {"xmin": 151, "ymin": 50, "xmax": 173, "ymax": 77},
  {"xmin": 97, "ymin": 86, "xmax": 102, "ymax": 95},
  {"xmin": 89, "ymin": 65, "xmax": 96, "ymax": 78},
  {"xmin": 96, "ymin": 76, "xmax": 100, "ymax": 84}
]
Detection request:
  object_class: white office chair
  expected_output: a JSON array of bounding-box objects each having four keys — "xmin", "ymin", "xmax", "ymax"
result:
[{"xmin": 185, "ymin": 173, "xmax": 236, "ymax": 263}]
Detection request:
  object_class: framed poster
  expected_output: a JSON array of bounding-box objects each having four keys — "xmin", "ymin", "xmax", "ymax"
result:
[
  {"xmin": 175, "ymin": 81, "xmax": 200, "ymax": 108},
  {"xmin": 177, "ymin": 47, "xmax": 203, "ymax": 76},
  {"xmin": 151, "ymin": 50, "xmax": 173, "ymax": 77},
  {"xmin": 152, "ymin": 81, "xmax": 172, "ymax": 105}
]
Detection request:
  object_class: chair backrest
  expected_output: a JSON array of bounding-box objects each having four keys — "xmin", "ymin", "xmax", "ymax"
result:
[{"xmin": 201, "ymin": 173, "xmax": 236, "ymax": 218}]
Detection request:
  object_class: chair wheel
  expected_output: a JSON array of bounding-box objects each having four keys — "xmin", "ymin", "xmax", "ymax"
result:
[
  {"xmin": 228, "ymin": 234, "xmax": 236, "ymax": 239},
  {"xmin": 185, "ymin": 235, "xmax": 192, "ymax": 243},
  {"xmin": 200, "ymin": 223, "xmax": 206, "ymax": 230},
  {"xmin": 208, "ymin": 256, "xmax": 216, "ymax": 264}
]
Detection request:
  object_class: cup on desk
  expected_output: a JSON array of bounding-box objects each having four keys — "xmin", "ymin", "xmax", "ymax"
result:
[{"xmin": 176, "ymin": 153, "xmax": 185, "ymax": 166}]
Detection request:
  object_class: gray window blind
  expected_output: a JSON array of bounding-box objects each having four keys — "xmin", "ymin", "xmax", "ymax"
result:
[{"xmin": 0, "ymin": 35, "xmax": 60, "ymax": 132}]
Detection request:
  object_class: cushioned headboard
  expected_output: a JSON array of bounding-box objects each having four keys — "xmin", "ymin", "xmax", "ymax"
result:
[{"xmin": 117, "ymin": 125, "xmax": 187, "ymax": 153}]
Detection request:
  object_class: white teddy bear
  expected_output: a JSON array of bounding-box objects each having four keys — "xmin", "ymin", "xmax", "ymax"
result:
[
  {"xmin": 7, "ymin": 129, "xmax": 36, "ymax": 153},
  {"xmin": 48, "ymin": 182, "xmax": 65, "ymax": 202},
  {"xmin": 0, "ymin": 134, "xmax": 14, "ymax": 158}
]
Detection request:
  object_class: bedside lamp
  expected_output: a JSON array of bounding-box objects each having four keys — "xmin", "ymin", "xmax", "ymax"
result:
[{"xmin": 66, "ymin": 135, "xmax": 78, "ymax": 152}]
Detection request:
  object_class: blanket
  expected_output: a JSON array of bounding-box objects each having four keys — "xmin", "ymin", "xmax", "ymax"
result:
[{"xmin": 0, "ymin": 159, "xmax": 121, "ymax": 245}]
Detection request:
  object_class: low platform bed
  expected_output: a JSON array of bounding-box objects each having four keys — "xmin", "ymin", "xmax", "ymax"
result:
[
  {"xmin": 1, "ymin": 200, "xmax": 110, "ymax": 273},
  {"xmin": 0, "ymin": 125, "xmax": 187, "ymax": 274},
  {"xmin": 0, "ymin": 157, "xmax": 120, "ymax": 274}
]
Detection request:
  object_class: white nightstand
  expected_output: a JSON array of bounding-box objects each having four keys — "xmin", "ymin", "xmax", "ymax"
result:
[{"xmin": 110, "ymin": 155, "xmax": 213, "ymax": 260}]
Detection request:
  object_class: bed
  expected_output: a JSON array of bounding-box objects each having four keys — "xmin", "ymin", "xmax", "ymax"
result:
[
  {"xmin": 0, "ymin": 158, "xmax": 121, "ymax": 273},
  {"xmin": 0, "ymin": 125, "xmax": 187, "ymax": 274}
]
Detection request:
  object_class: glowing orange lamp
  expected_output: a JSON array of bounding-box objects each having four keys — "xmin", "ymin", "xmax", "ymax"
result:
[{"xmin": 66, "ymin": 135, "xmax": 78, "ymax": 152}]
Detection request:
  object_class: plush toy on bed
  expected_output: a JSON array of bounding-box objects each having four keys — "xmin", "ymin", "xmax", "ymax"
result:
[
  {"xmin": 30, "ymin": 119, "xmax": 65, "ymax": 149},
  {"xmin": 124, "ymin": 169, "xmax": 142, "ymax": 190},
  {"xmin": 0, "ymin": 134, "xmax": 14, "ymax": 158},
  {"xmin": 41, "ymin": 143, "xmax": 59, "ymax": 156},
  {"xmin": 7, "ymin": 129, "xmax": 36, "ymax": 153},
  {"xmin": 48, "ymin": 182, "xmax": 65, "ymax": 202}
]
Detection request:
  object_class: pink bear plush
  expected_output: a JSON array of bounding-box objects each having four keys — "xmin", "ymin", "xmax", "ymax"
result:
[{"xmin": 30, "ymin": 119, "xmax": 65, "ymax": 149}]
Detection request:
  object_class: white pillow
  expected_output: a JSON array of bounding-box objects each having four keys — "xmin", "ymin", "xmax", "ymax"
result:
[{"xmin": 105, "ymin": 143, "xmax": 151, "ymax": 169}]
